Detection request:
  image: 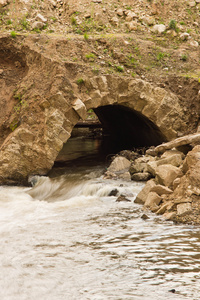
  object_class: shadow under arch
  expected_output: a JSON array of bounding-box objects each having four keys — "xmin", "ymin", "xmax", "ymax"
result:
[{"xmin": 93, "ymin": 104, "xmax": 167, "ymax": 150}]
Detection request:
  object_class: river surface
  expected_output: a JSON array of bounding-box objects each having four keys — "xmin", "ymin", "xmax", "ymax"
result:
[{"xmin": 1, "ymin": 137, "xmax": 200, "ymax": 300}]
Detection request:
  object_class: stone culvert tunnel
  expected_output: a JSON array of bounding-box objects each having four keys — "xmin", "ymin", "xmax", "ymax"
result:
[{"xmin": 0, "ymin": 36, "xmax": 193, "ymax": 184}]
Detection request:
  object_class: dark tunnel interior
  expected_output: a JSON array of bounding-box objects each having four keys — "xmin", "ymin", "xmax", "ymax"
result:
[{"xmin": 94, "ymin": 104, "xmax": 167, "ymax": 150}]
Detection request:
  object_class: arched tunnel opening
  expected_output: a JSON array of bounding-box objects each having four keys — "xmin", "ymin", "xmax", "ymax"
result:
[
  {"xmin": 54, "ymin": 104, "xmax": 167, "ymax": 169},
  {"xmin": 93, "ymin": 105, "xmax": 167, "ymax": 151}
]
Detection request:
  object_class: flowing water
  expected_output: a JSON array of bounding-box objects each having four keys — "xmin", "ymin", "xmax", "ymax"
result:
[{"xmin": 1, "ymin": 137, "xmax": 200, "ymax": 300}]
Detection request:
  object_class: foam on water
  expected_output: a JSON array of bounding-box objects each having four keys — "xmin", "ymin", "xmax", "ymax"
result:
[{"xmin": 0, "ymin": 175, "xmax": 200, "ymax": 300}]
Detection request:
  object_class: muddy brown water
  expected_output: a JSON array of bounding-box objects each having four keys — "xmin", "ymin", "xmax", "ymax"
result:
[{"xmin": 0, "ymin": 137, "xmax": 200, "ymax": 300}]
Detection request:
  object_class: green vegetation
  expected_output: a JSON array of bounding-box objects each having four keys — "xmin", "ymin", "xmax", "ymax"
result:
[
  {"xmin": 84, "ymin": 32, "xmax": 89, "ymax": 40},
  {"xmin": 115, "ymin": 65, "xmax": 124, "ymax": 72},
  {"xmin": 9, "ymin": 119, "xmax": 18, "ymax": 132},
  {"xmin": 85, "ymin": 53, "xmax": 95, "ymax": 61},
  {"xmin": 10, "ymin": 31, "xmax": 16, "ymax": 38},
  {"xmin": 21, "ymin": 17, "xmax": 29, "ymax": 29},
  {"xmin": 181, "ymin": 54, "xmax": 188, "ymax": 61},
  {"xmin": 169, "ymin": 19, "xmax": 178, "ymax": 32},
  {"xmin": 76, "ymin": 78, "xmax": 84, "ymax": 84},
  {"xmin": 71, "ymin": 16, "xmax": 77, "ymax": 25}
]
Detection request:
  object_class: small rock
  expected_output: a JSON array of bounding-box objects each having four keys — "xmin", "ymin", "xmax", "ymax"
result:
[
  {"xmin": 108, "ymin": 189, "xmax": 119, "ymax": 196},
  {"xmin": 116, "ymin": 195, "xmax": 131, "ymax": 202},
  {"xmin": 84, "ymin": 13, "xmax": 91, "ymax": 19},
  {"xmin": 36, "ymin": 13, "xmax": 47, "ymax": 23},
  {"xmin": 156, "ymin": 203, "xmax": 168, "ymax": 215},
  {"xmin": 190, "ymin": 40, "xmax": 199, "ymax": 47},
  {"xmin": 0, "ymin": 0, "xmax": 9, "ymax": 7},
  {"xmin": 0, "ymin": 69, "xmax": 3, "ymax": 75},
  {"xmin": 127, "ymin": 21, "xmax": 137, "ymax": 31},
  {"xmin": 141, "ymin": 214, "xmax": 149, "ymax": 220},
  {"xmin": 119, "ymin": 172, "xmax": 131, "ymax": 181},
  {"xmin": 188, "ymin": 0, "xmax": 196, "ymax": 7},
  {"xmin": 177, "ymin": 203, "xmax": 192, "ymax": 216},
  {"xmin": 169, "ymin": 289, "xmax": 176, "ymax": 293},
  {"xmin": 32, "ymin": 21, "xmax": 45, "ymax": 30},
  {"xmin": 126, "ymin": 11, "xmax": 137, "ymax": 22},
  {"xmin": 163, "ymin": 211, "xmax": 176, "ymax": 221},
  {"xmin": 131, "ymin": 172, "xmax": 152, "ymax": 181},
  {"xmin": 152, "ymin": 24, "xmax": 166, "ymax": 34},
  {"xmin": 103, "ymin": 171, "xmax": 117, "ymax": 179},
  {"xmin": 116, "ymin": 8, "xmax": 123, "ymax": 16},
  {"xmin": 180, "ymin": 32, "xmax": 190, "ymax": 41},
  {"xmin": 110, "ymin": 17, "xmax": 119, "ymax": 26},
  {"xmin": 173, "ymin": 177, "xmax": 181, "ymax": 190}
]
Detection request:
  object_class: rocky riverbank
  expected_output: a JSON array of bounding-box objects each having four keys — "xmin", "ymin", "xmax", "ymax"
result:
[{"xmin": 104, "ymin": 132, "xmax": 200, "ymax": 225}]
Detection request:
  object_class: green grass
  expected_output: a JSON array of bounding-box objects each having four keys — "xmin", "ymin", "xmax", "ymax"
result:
[
  {"xmin": 10, "ymin": 31, "xmax": 16, "ymax": 38},
  {"xmin": 76, "ymin": 78, "xmax": 84, "ymax": 84},
  {"xmin": 115, "ymin": 65, "xmax": 124, "ymax": 72}
]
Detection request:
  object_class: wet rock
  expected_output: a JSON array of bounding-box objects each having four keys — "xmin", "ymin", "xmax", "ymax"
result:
[
  {"xmin": 134, "ymin": 179, "xmax": 156, "ymax": 204},
  {"xmin": 119, "ymin": 171, "xmax": 131, "ymax": 181},
  {"xmin": 103, "ymin": 171, "xmax": 117, "ymax": 179},
  {"xmin": 108, "ymin": 189, "xmax": 119, "ymax": 196},
  {"xmin": 141, "ymin": 213, "xmax": 149, "ymax": 220},
  {"xmin": 156, "ymin": 203, "xmax": 169, "ymax": 215},
  {"xmin": 131, "ymin": 172, "xmax": 152, "ymax": 181},
  {"xmin": 116, "ymin": 195, "xmax": 131, "ymax": 202},
  {"xmin": 163, "ymin": 211, "xmax": 177, "ymax": 221}
]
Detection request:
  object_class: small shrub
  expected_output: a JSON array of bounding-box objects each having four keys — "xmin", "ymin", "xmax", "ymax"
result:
[
  {"xmin": 157, "ymin": 52, "xmax": 166, "ymax": 60},
  {"xmin": 115, "ymin": 65, "xmax": 124, "ymax": 72},
  {"xmin": 181, "ymin": 54, "xmax": 188, "ymax": 61},
  {"xmin": 7, "ymin": 19, "xmax": 12, "ymax": 25},
  {"xmin": 21, "ymin": 17, "xmax": 29, "ymax": 29},
  {"xmin": 71, "ymin": 16, "xmax": 77, "ymax": 25},
  {"xmin": 77, "ymin": 78, "xmax": 84, "ymax": 85},
  {"xmin": 84, "ymin": 32, "xmax": 89, "ymax": 40},
  {"xmin": 169, "ymin": 19, "xmax": 178, "ymax": 32},
  {"xmin": 11, "ymin": 31, "xmax": 16, "ymax": 38},
  {"xmin": 85, "ymin": 53, "xmax": 95, "ymax": 59}
]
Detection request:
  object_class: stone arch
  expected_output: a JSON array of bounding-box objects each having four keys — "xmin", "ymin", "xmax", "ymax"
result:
[{"xmin": 0, "ymin": 72, "xmax": 188, "ymax": 184}]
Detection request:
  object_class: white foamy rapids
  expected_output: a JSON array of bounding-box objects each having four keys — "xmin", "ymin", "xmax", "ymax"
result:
[
  {"xmin": 0, "ymin": 176, "xmax": 144, "ymax": 232},
  {"xmin": 27, "ymin": 175, "xmax": 144, "ymax": 203}
]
